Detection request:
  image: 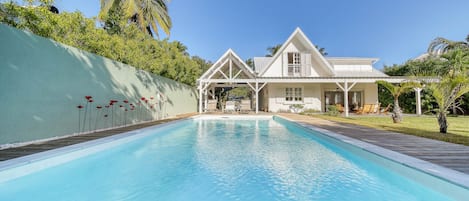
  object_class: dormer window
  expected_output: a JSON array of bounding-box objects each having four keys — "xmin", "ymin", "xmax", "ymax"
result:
[{"xmin": 287, "ymin": 52, "xmax": 301, "ymax": 76}]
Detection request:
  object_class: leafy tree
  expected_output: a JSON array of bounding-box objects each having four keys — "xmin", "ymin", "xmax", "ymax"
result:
[
  {"xmin": 428, "ymin": 35, "xmax": 469, "ymax": 55},
  {"xmin": 265, "ymin": 44, "xmax": 282, "ymax": 57},
  {"xmin": 376, "ymin": 81, "xmax": 421, "ymax": 123},
  {"xmin": 99, "ymin": 0, "xmax": 171, "ymax": 38},
  {"xmin": 245, "ymin": 58, "xmax": 254, "ymax": 69},
  {"xmin": 0, "ymin": 2, "xmax": 205, "ymax": 86},
  {"xmin": 315, "ymin": 45, "xmax": 328, "ymax": 56},
  {"xmin": 192, "ymin": 56, "xmax": 212, "ymax": 74},
  {"xmin": 425, "ymin": 48, "xmax": 469, "ymax": 133},
  {"xmin": 426, "ymin": 75, "xmax": 469, "ymax": 133}
]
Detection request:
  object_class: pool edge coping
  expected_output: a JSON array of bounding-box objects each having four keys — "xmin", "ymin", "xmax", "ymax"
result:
[{"xmin": 275, "ymin": 115, "xmax": 469, "ymax": 189}]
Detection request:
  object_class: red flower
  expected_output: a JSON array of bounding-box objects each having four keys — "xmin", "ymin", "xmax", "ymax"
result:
[
  {"xmin": 141, "ymin": 97, "xmax": 146, "ymax": 100},
  {"xmin": 129, "ymin": 103, "xmax": 134, "ymax": 106},
  {"xmin": 110, "ymin": 100, "xmax": 118, "ymax": 103},
  {"xmin": 150, "ymin": 96, "xmax": 154, "ymax": 100},
  {"xmin": 88, "ymin": 99, "xmax": 94, "ymax": 103},
  {"xmin": 96, "ymin": 106, "xmax": 102, "ymax": 109},
  {"xmin": 77, "ymin": 105, "xmax": 83, "ymax": 109},
  {"xmin": 123, "ymin": 100, "xmax": 129, "ymax": 103},
  {"xmin": 85, "ymin": 96, "xmax": 92, "ymax": 100},
  {"xmin": 150, "ymin": 106, "xmax": 153, "ymax": 109},
  {"xmin": 144, "ymin": 100, "xmax": 148, "ymax": 103},
  {"xmin": 109, "ymin": 102, "xmax": 114, "ymax": 106}
]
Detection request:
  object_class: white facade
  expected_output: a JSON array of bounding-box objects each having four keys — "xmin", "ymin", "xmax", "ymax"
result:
[{"xmin": 198, "ymin": 28, "xmax": 401, "ymax": 116}]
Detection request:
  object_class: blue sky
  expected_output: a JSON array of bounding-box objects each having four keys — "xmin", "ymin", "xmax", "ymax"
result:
[{"xmin": 47, "ymin": 0, "xmax": 469, "ymax": 68}]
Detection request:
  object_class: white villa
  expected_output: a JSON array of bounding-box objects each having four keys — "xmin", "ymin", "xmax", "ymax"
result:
[{"xmin": 197, "ymin": 28, "xmax": 409, "ymax": 116}]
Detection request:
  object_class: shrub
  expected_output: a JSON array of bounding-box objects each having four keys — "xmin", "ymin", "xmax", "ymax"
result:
[{"xmin": 326, "ymin": 105, "xmax": 340, "ymax": 116}]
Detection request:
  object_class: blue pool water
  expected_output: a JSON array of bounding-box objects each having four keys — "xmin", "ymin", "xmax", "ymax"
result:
[{"xmin": 0, "ymin": 117, "xmax": 466, "ymax": 200}]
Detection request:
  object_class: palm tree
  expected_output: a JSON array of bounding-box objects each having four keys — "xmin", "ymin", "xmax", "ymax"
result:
[
  {"xmin": 99, "ymin": 0, "xmax": 172, "ymax": 38},
  {"xmin": 315, "ymin": 45, "xmax": 328, "ymax": 56},
  {"xmin": 376, "ymin": 80, "xmax": 421, "ymax": 123},
  {"xmin": 426, "ymin": 75, "xmax": 469, "ymax": 133},
  {"xmin": 426, "ymin": 48, "xmax": 469, "ymax": 133},
  {"xmin": 428, "ymin": 35, "xmax": 469, "ymax": 55},
  {"xmin": 265, "ymin": 44, "xmax": 282, "ymax": 57}
]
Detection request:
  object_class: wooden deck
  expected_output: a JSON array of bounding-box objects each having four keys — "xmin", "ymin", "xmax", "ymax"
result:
[
  {"xmin": 0, "ymin": 113, "xmax": 196, "ymax": 161},
  {"xmin": 278, "ymin": 113, "xmax": 469, "ymax": 174}
]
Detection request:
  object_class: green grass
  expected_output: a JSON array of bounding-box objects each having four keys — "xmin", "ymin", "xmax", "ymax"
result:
[{"xmin": 308, "ymin": 114, "xmax": 469, "ymax": 146}]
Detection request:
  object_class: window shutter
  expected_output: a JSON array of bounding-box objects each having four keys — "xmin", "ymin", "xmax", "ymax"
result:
[
  {"xmin": 282, "ymin": 52, "xmax": 288, "ymax": 77},
  {"xmin": 302, "ymin": 53, "xmax": 312, "ymax": 76}
]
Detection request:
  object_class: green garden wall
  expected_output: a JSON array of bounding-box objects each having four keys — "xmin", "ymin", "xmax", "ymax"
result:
[{"xmin": 0, "ymin": 24, "xmax": 197, "ymax": 146}]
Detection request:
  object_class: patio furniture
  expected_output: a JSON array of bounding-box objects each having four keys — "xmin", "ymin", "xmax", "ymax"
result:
[
  {"xmin": 356, "ymin": 104, "xmax": 373, "ymax": 114},
  {"xmin": 224, "ymin": 101, "xmax": 236, "ymax": 113},
  {"xmin": 335, "ymin": 104, "xmax": 345, "ymax": 113},
  {"xmin": 380, "ymin": 104, "xmax": 392, "ymax": 115},
  {"xmin": 239, "ymin": 100, "xmax": 252, "ymax": 113},
  {"xmin": 206, "ymin": 99, "xmax": 218, "ymax": 112}
]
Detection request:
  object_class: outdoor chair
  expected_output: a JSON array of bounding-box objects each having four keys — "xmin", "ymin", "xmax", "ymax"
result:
[
  {"xmin": 356, "ymin": 104, "xmax": 373, "ymax": 114},
  {"xmin": 206, "ymin": 99, "xmax": 218, "ymax": 112},
  {"xmin": 380, "ymin": 104, "xmax": 392, "ymax": 115},
  {"xmin": 239, "ymin": 100, "xmax": 252, "ymax": 113},
  {"xmin": 224, "ymin": 101, "xmax": 236, "ymax": 113},
  {"xmin": 371, "ymin": 103, "xmax": 381, "ymax": 114},
  {"xmin": 335, "ymin": 104, "xmax": 345, "ymax": 113}
]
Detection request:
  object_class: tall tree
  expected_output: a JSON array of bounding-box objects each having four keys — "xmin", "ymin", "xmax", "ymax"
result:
[
  {"xmin": 426, "ymin": 48, "xmax": 469, "ymax": 133},
  {"xmin": 376, "ymin": 81, "xmax": 421, "ymax": 123},
  {"xmin": 428, "ymin": 35, "xmax": 469, "ymax": 55},
  {"xmin": 265, "ymin": 44, "xmax": 282, "ymax": 57},
  {"xmin": 315, "ymin": 45, "xmax": 328, "ymax": 56},
  {"xmin": 99, "ymin": 0, "xmax": 172, "ymax": 38}
]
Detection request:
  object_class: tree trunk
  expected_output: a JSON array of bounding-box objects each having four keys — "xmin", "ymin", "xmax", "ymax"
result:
[
  {"xmin": 437, "ymin": 112, "xmax": 448, "ymax": 133},
  {"xmin": 392, "ymin": 97, "xmax": 402, "ymax": 123}
]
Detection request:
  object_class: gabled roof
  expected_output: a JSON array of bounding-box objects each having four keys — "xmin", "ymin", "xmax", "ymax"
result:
[
  {"xmin": 199, "ymin": 49, "xmax": 256, "ymax": 81},
  {"xmin": 258, "ymin": 27, "xmax": 335, "ymax": 76},
  {"xmin": 253, "ymin": 57, "xmax": 272, "ymax": 73}
]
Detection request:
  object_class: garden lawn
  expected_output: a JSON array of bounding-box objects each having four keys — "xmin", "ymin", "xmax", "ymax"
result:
[{"xmin": 309, "ymin": 114, "xmax": 469, "ymax": 146}]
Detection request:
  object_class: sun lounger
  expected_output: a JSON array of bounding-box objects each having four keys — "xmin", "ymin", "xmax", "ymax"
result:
[
  {"xmin": 356, "ymin": 104, "xmax": 373, "ymax": 114},
  {"xmin": 380, "ymin": 104, "xmax": 392, "ymax": 115}
]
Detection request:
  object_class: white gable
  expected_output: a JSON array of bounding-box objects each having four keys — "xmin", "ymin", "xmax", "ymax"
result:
[
  {"xmin": 258, "ymin": 28, "xmax": 335, "ymax": 77},
  {"xmin": 199, "ymin": 49, "xmax": 255, "ymax": 81}
]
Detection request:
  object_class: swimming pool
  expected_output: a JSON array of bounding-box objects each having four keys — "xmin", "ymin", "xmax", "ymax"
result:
[{"xmin": 0, "ymin": 116, "xmax": 468, "ymax": 200}]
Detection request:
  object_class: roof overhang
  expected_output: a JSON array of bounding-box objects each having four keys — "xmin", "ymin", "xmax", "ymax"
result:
[{"xmin": 199, "ymin": 76, "xmax": 420, "ymax": 84}]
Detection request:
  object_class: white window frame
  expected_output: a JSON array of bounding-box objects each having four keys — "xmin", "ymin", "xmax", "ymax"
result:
[
  {"xmin": 287, "ymin": 52, "xmax": 301, "ymax": 76},
  {"xmin": 285, "ymin": 87, "xmax": 303, "ymax": 103}
]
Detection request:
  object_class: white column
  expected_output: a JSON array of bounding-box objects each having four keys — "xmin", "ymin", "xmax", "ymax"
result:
[
  {"xmin": 198, "ymin": 86, "xmax": 203, "ymax": 113},
  {"xmin": 415, "ymin": 87, "xmax": 422, "ymax": 116},
  {"xmin": 255, "ymin": 81, "xmax": 259, "ymax": 113},
  {"xmin": 344, "ymin": 81, "xmax": 349, "ymax": 117},
  {"xmin": 204, "ymin": 89, "xmax": 208, "ymax": 112}
]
